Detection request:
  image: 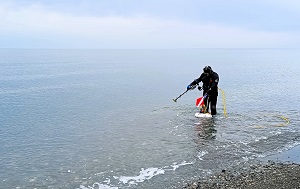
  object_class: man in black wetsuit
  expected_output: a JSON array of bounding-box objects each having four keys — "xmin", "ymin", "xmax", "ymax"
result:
[{"xmin": 187, "ymin": 66, "xmax": 219, "ymax": 115}]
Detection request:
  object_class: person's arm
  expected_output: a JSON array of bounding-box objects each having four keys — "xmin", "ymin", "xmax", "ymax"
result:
[
  {"xmin": 190, "ymin": 73, "xmax": 204, "ymax": 86},
  {"xmin": 187, "ymin": 74, "xmax": 203, "ymax": 90}
]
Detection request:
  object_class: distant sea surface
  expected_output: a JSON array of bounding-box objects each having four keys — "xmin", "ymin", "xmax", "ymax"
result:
[{"xmin": 0, "ymin": 49, "xmax": 299, "ymax": 189}]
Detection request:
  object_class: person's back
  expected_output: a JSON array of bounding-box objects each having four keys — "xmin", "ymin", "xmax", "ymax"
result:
[
  {"xmin": 207, "ymin": 69, "xmax": 219, "ymax": 115},
  {"xmin": 208, "ymin": 70, "xmax": 219, "ymax": 95}
]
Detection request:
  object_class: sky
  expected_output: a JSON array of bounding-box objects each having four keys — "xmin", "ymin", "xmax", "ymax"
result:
[{"xmin": 1, "ymin": 0, "xmax": 300, "ymax": 49}]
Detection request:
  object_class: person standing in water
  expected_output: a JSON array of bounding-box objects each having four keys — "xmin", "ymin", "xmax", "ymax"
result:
[{"xmin": 187, "ymin": 66, "xmax": 219, "ymax": 115}]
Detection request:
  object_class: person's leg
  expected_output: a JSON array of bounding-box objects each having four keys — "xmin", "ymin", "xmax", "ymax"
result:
[{"xmin": 210, "ymin": 95, "xmax": 217, "ymax": 115}]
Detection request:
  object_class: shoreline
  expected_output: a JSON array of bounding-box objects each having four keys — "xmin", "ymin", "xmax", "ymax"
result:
[
  {"xmin": 261, "ymin": 144, "xmax": 300, "ymax": 164},
  {"xmin": 183, "ymin": 145, "xmax": 300, "ymax": 189}
]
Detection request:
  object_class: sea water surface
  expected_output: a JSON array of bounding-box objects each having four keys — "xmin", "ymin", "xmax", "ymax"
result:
[{"xmin": 0, "ymin": 49, "xmax": 299, "ymax": 189}]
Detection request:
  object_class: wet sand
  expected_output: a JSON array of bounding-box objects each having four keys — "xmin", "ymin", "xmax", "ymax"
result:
[{"xmin": 184, "ymin": 145, "xmax": 300, "ymax": 189}]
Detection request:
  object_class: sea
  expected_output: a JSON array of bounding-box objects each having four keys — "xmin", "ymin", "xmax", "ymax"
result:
[{"xmin": 0, "ymin": 49, "xmax": 299, "ymax": 189}]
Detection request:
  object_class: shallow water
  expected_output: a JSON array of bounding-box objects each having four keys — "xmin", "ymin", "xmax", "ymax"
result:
[{"xmin": 0, "ymin": 49, "xmax": 299, "ymax": 189}]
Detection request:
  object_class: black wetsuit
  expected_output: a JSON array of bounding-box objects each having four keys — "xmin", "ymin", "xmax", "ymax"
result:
[{"xmin": 190, "ymin": 71, "xmax": 219, "ymax": 115}]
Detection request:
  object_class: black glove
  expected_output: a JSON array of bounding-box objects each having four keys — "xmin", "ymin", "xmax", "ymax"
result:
[
  {"xmin": 187, "ymin": 85, "xmax": 196, "ymax": 90},
  {"xmin": 187, "ymin": 80, "xmax": 198, "ymax": 90}
]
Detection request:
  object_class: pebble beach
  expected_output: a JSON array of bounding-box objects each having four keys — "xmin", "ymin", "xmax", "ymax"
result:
[{"xmin": 184, "ymin": 145, "xmax": 300, "ymax": 189}]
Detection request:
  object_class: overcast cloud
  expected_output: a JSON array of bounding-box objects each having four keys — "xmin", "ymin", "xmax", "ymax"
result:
[{"xmin": 1, "ymin": 0, "xmax": 300, "ymax": 48}]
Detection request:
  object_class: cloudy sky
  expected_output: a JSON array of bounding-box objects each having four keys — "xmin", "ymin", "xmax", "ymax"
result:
[{"xmin": 1, "ymin": 0, "xmax": 300, "ymax": 49}]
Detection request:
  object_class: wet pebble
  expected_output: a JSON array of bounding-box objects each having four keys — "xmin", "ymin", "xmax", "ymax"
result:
[{"xmin": 183, "ymin": 161, "xmax": 300, "ymax": 189}]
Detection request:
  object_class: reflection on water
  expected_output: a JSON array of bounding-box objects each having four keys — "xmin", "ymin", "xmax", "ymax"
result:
[{"xmin": 194, "ymin": 118, "xmax": 217, "ymax": 143}]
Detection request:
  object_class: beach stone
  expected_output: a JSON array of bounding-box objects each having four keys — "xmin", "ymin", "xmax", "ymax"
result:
[{"xmin": 183, "ymin": 161, "xmax": 300, "ymax": 189}]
